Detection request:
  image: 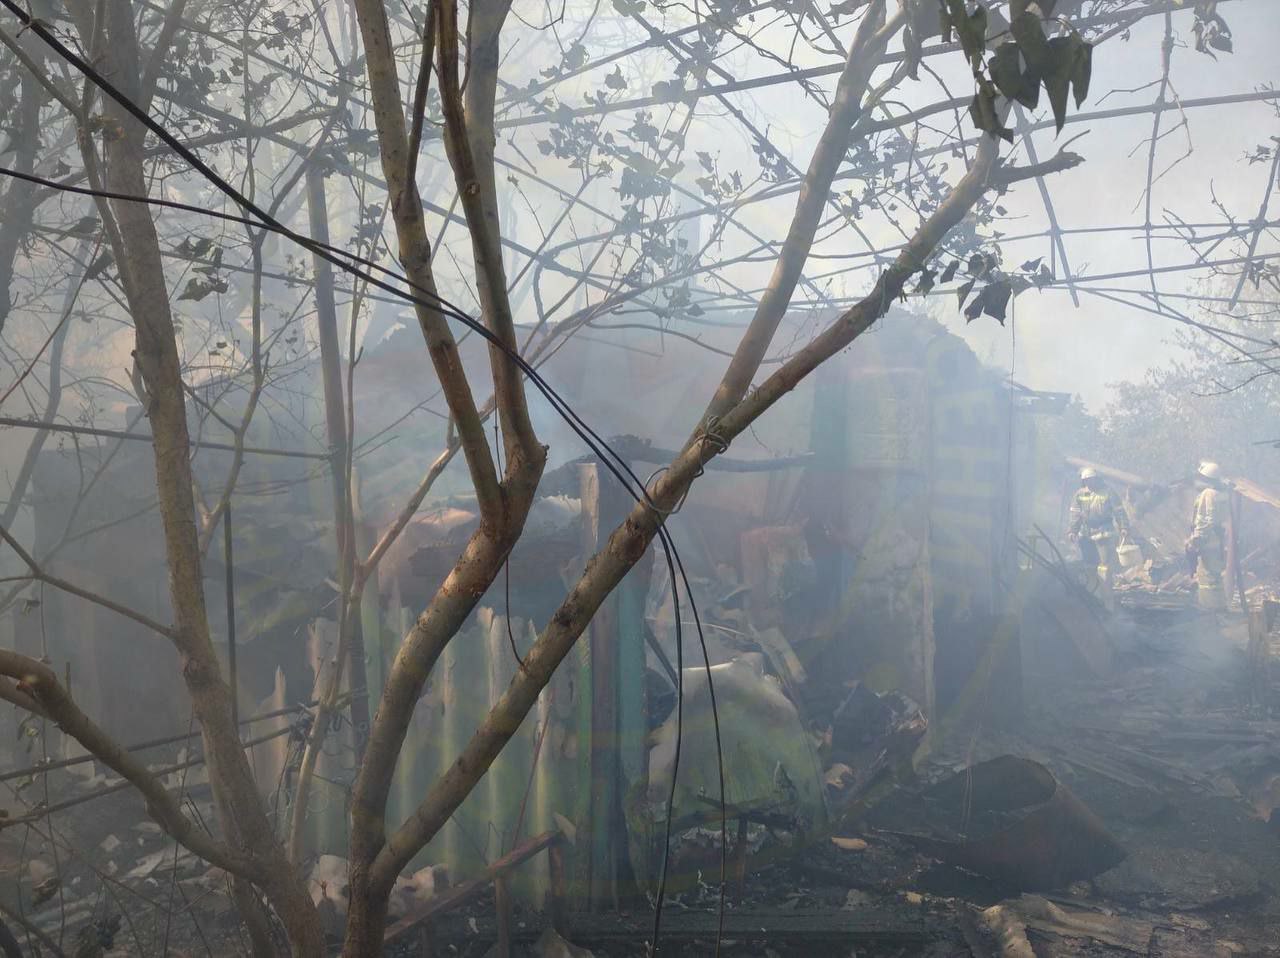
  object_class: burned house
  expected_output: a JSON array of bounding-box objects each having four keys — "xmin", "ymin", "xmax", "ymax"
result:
[
  {"xmin": 12, "ymin": 306, "xmax": 1280, "ymax": 957},
  {"xmin": 340, "ymin": 308, "xmax": 1042, "ymax": 896},
  {"xmin": 12, "ymin": 307, "xmax": 1051, "ymax": 908}
]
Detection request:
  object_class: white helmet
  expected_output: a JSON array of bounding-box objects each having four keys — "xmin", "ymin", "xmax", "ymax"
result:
[
  {"xmin": 1198, "ymin": 461, "xmax": 1221, "ymax": 481},
  {"xmin": 1079, "ymin": 467, "xmax": 1098, "ymax": 481}
]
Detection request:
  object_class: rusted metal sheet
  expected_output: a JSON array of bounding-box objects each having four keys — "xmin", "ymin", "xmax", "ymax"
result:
[{"xmin": 903, "ymin": 755, "xmax": 1126, "ymax": 890}]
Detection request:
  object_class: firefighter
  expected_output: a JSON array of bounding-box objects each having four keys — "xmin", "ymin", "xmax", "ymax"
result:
[
  {"xmin": 1187, "ymin": 461, "xmax": 1228, "ymax": 611},
  {"xmin": 1068, "ymin": 467, "xmax": 1130, "ymax": 594}
]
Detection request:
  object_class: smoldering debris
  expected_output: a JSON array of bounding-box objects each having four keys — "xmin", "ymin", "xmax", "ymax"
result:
[{"xmin": 873, "ymin": 755, "xmax": 1126, "ymax": 891}]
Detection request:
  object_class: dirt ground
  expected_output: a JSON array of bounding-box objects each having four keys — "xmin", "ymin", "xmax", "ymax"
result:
[
  {"xmin": 5, "ymin": 606, "xmax": 1280, "ymax": 957},
  {"xmin": 417, "ymin": 606, "xmax": 1280, "ymax": 957}
]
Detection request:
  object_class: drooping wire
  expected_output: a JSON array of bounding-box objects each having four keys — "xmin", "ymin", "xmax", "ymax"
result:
[
  {"xmin": 2, "ymin": 160, "xmax": 729, "ymax": 955},
  {"xmin": 651, "ymin": 531, "xmax": 686, "ymax": 951},
  {"xmin": 0, "ymin": 158, "xmax": 727, "ymax": 954},
  {"xmin": 648, "ymin": 522, "xmax": 727, "ymax": 956},
  {"xmin": 0, "ymin": 4, "xmax": 728, "ymax": 949},
  {"xmin": 667, "ymin": 531, "xmax": 727, "ymax": 953}
]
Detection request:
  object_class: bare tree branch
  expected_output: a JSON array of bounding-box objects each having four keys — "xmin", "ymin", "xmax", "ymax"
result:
[
  {"xmin": 0, "ymin": 648, "xmax": 261, "ymax": 879},
  {"xmin": 0, "ymin": 522, "xmax": 179, "ymax": 638}
]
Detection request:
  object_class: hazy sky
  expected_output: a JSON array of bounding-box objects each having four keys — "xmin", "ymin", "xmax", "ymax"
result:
[
  {"xmin": 931, "ymin": 1, "xmax": 1280, "ymax": 412},
  {"xmin": 504, "ymin": 1, "xmax": 1280, "ymax": 414},
  {"xmin": 298, "ymin": 0, "xmax": 1280, "ymax": 417},
  {"xmin": 561, "ymin": 0, "xmax": 1280, "ymax": 414}
]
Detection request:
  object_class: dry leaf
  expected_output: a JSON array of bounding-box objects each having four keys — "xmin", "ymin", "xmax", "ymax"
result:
[{"xmin": 830, "ymin": 836, "xmax": 868, "ymax": 851}]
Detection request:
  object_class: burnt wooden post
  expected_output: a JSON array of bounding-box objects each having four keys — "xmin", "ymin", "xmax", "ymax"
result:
[
  {"xmin": 493, "ymin": 874, "xmax": 513, "ymax": 957},
  {"xmin": 733, "ymin": 817, "xmax": 750, "ymax": 894},
  {"xmin": 577, "ymin": 462, "xmax": 619, "ymax": 908},
  {"xmin": 547, "ymin": 838, "xmax": 569, "ymax": 935},
  {"xmin": 575, "ymin": 461, "xmax": 654, "ymax": 909}
]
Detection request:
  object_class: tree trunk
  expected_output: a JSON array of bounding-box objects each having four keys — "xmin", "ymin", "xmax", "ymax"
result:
[
  {"xmin": 0, "ymin": 44, "xmax": 46, "ymax": 334},
  {"xmin": 92, "ymin": 3, "xmax": 321, "ymax": 953},
  {"xmin": 357, "ymin": 131, "xmax": 1017, "ymax": 949},
  {"xmin": 343, "ymin": 0, "xmax": 546, "ymax": 949},
  {"xmin": 0, "ymin": 236, "xmax": 85, "ymax": 529}
]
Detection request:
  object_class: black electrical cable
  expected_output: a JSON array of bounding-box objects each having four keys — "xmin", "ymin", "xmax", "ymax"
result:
[
  {"xmin": 651, "ymin": 534, "xmax": 685, "ymax": 948},
  {"xmin": 666, "ymin": 535, "xmax": 728, "ymax": 951},
  {"xmin": 0, "ymin": 5, "xmax": 727, "ymax": 950},
  {"xmin": 0, "ymin": 156, "xmax": 726, "ymax": 954}
]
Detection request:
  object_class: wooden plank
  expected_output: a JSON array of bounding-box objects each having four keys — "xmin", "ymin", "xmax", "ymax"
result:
[
  {"xmin": 588, "ymin": 571, "xmax": 619, "ymax": 909},
  {"xmin": 547, "ymin": 841, "xmax": 569, "ymax": 936},
  {"xmin": 607, "ymin": 471, "xmax": 653, "ymax": 897},
  {"xmin": 425, "ymin": 908, "xmax": 928, "ymax": 946},
  {"xmin": 581, "ymin": 461, "xmax": 619, "ymax": 911},
  {"xmin": 383, "ymin": 831, "xmax": 562, "ymax": 945}
]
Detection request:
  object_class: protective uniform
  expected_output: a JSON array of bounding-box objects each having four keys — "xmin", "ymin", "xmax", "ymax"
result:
[
  {"xmin": 1068, "ymin": 472, "xmax": 1128, "ymax": 593},
  {"xmin": 1189, "ymin": 468, "xmax": 1228, "ymax": 611}
]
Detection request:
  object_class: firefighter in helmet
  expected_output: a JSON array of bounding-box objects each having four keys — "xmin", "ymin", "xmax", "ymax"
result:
[
  {"xmin": 1187, "ymin": 461, "xmax": 1229, "ymax": 611},
  {"xmin": 1068, "ymin": 466, "xmax": 1130, "ymax": 594}
]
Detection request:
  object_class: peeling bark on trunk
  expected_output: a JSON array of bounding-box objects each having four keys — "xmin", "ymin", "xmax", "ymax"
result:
[{"xmin": 342, "ymin": 1, "xmax": 547, "ymax": 950}]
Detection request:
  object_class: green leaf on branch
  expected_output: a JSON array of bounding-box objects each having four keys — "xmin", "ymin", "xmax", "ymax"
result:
[
  {"xmin": 969, "ymin": 78, "xmax": 1013, "ymax": 142},
  {"xmin": 907, "ymin": 0, "xmax": 940, "ymax": 39},
  {"xmin": 1044, "ymin": 33, "xmax": 1090, "ymax": 131},
  {"xmin": 1192, "ymin": 7, "xmax": 1233, "ymax": 58},
  {"xmin": 981, "ymin": 279, "xmax": 1012, "ymax": 323},
  {"xmin": 176, "ymin": 236, "xmax": 215, "ymax": 259},
  {"xmin": 961, "ymin": 279, "xmax": 1012, "ymax": 324},
  {"xmin": 945, "ymin": 0, "xmax": 988, "ymax": 66},
  {"xmin": 968, "ymin": 253, "xmax": 996, "ymax": 277},
  {"xmin": 1012, "ymin": 0, "xmax": 1057, "ymax": 19},
  {"xmin": 1010, "ymin": 12, "xmax": 1052, "ymax": 74},
  {"xmin": 900, "ymin": 0, "xmax": 936, "ymax": 78},
  {"xmin": 988, "ymin": 41, "xmax": 1039, "ymax": 109},
  {"xmin": 178, "ymin": 276, "xmax": 229, "ymax": 302},
  {"xmin": 1043, "ymin": 40, "xmax": 1073, "ymax": 132},
  {"xmin": 1072, "ymin": 41, "xmax": 1093, "ymax": 107}
]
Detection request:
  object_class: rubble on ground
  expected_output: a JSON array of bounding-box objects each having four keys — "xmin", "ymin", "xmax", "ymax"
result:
[{"xmin": 7, "ymin": 593, "xmax": 1280, "ymax": 957}]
